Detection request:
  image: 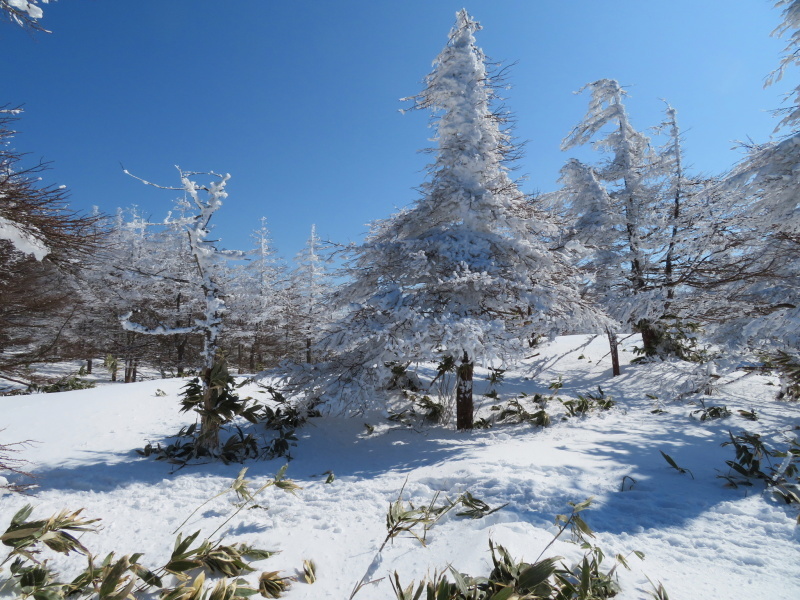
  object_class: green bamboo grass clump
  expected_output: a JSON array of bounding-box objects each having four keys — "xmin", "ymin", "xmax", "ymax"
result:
[
  {"xmin": 389, "ymin": 498, "xmax": 665, "ymax": 600},
  {"xmin": 0, "ymin": 468, "xmax": 306, "ymax": 599}
]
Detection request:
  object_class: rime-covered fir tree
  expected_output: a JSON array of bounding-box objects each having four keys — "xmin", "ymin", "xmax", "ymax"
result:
[
  {"xmin": 305, "ymin": 10, "xmax": 606, "ymax": 429},
  {"xmin": 226, "ymin": 217, "xmax": 286, "ymax": 370},
  {"xmin": 290, "ymin": 224, "xmax": 330, "ymax": 363}
]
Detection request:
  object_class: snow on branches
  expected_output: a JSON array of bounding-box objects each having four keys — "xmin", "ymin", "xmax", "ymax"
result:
[
  {"xmin": 120, "ymin": 167, "xmax": 231, "ymax": 372},
  {"xmin": 292, "ymin": 10, "xmax": 608, "ymax": 425},
  {"xmin": 2, "ymin": 0, "xmax": 52, "ymax": 32}
]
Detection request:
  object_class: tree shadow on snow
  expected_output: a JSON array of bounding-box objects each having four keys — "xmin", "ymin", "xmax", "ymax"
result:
[{"xmin": 20, "ymin": 416, "xmax": 471, "ymax": 495}]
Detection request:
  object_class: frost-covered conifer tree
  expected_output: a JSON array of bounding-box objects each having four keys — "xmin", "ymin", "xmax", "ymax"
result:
[
  {"xmin": 303, "ymin": 11, "xmax": 606, "ymax": 428},
  {"xmin": 560, "ymin": 80, "xmax": 681, "ymax": 358},
  {"xmin": 226, "ymin": 217, "xmax": 286, "ymax": 371},
  {"xmin": 95, "ymin": 207, "xmax": 169, "ymax": 381},
  {"xmin": 291, "ymin": 224, "xmax": 330, "ymax": 363},
  {"xmin": 702, "ymin": 137, "xmax": 800, "ymax": 355}
]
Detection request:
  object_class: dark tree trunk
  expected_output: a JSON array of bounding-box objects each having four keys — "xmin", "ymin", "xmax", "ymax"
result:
[
  {"xmin": 176, "ymin": 338, "xmax": 186, "ymax": 377},
  {"xmin": 606, "ymin": 328, "xmax": 621, "ymax": 377},
  {"xmin": 638, "ymin": 319, "xmax": 660, "ymax": 356},
  {"xmin": 86, "ymin": 359, "xmax": 92, "ymax": 374},
  {"xmin": 456, "ymin": 352, "xmax": 474, "ymax": 431},
  {"xmin": 175, "ymin": 293, "xmax": 186, "ymax": 376},
  {"xmin": 306, "ymin": 338, "xmax": 312, "ymax": 364},
  {"xmin": 123, "ymin": 358, "xmax": 139, "ymax": 383},
  {"xmin": 198, "ymin": 365, "xmax": 220, "ymax": 453}
]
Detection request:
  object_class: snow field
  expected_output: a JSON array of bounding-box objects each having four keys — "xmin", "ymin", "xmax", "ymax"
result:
[{"xmin": 1, "ymin": 335, "xmax": 799, "ymax": 599}]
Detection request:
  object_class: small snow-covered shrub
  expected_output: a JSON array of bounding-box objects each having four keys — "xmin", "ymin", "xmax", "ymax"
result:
[
  {"xmin": 494, "ymin": 397, "xmax": 551, "ymax": 427},
  {"xmin": 384, "ymin": 362, "xmax": 421, "ymax": 392},
  {"xmin": 2, "ymin": 374, "xmax": 95, "ymax": 396},
  {"xmin": 632, "ymin": 317, "xmax": 709, "ymax": 363},
  {"xmin": 486, "ymin": 367, "xmax": 505, "ymax": 386},
  {"xmin": 411, "ymin": 394, "xmax": 446, "ymax": 424},
  {"xmin": 351, "ymin": 485, "xmax": 508, "ymax": 598},
  {"xmin": 29, "ymin": 375, "xmax": 95, "ymax": 393},
  {"xmin": 103, "ymin": 354, "xmax": 119, "ymax": 381}
]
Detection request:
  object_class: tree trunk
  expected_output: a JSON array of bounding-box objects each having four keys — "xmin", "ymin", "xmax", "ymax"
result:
[
  {"xmin": 606, "ymin": 328, "xmax": 621, "ymax": 377},
  {"xmin": 306, "ymin": 338, "xmax": 312, "ymax": 364},
  {"xmin": 176, "ymin": 338, "xmax": 186, "ymax": 377},
  {"xmin": 456, "ymin": 352, "xmax": 474, "ymax": 431},
  {"xmin": 198, "ymin": 365, "xmax": 220, "ymax": 453},
  {"xmin": 86, "ymin": 359, "xmax": 92, "ymax": 375},
  {"xmin": 638, "ymin": 319, "xmax": 660, "ymax": 356}
]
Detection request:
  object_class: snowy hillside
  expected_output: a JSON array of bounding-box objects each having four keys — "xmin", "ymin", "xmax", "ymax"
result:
[{"xmin": 1, "ymin": 335, "xmax": 799, "ymax": 599}]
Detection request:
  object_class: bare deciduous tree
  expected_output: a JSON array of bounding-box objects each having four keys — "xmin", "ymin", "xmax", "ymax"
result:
[{"xmin": 0, "ymin": 108, "xmax": 106, "ymax": 383}]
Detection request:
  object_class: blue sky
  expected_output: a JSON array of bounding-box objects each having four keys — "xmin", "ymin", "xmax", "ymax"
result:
[{"xmin": 2, "ymin": 1, "xmax": 794, "ymax": 260}]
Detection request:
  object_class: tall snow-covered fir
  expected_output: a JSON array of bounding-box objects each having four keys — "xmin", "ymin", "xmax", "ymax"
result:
[
  {"xmin": 298, "ymin": 10, "xmax": 607, "ymax": 428},
  {"xmin": 291, "ymin": 224, "xmax": 330, "ymax": 364}
]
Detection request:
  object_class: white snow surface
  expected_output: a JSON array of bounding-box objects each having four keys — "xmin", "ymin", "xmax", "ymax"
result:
[{"xmin": 1, "ymin": 335, "xmax": 799, "ymax": 599}]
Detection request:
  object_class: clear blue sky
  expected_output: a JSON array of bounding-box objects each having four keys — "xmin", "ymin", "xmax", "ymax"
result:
[{"xmin": 2, "ymin": 1, "xmax": 793, "ymax": 260}]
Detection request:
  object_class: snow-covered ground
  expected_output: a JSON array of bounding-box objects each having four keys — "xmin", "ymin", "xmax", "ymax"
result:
[{"xmin": 1, "ymin": 335, "xmax": 799, "ymax": 599}]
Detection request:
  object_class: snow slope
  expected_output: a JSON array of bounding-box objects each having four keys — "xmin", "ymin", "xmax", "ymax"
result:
[{"xmin": 1, "ymin": 335, "xmax": 799, "ymax": 599}]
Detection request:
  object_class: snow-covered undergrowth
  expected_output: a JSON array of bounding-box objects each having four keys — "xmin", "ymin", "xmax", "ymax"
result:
[{"xmin": 1, "ymin": 335, "xmax": 799, "ymax": 599}]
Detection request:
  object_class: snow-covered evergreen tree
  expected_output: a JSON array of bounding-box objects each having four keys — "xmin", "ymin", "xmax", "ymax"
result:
[
  {"xmin": 558, "ymin": 81, "xmax": 706, "ymax": 359},
  {"xmin": 0, "ymin": 107, "xmax": 105, "ymax": 380},
  {"xmin": 298, "ymin": 10, "xmax": 606, "ymax": 428},
  {"xmin": 225, "ymin": 217, "xmax": 286, "ymax": 371},
  {"xmin": 290, "ymin": 224, "xmax": 331, "ymax": 363}
]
